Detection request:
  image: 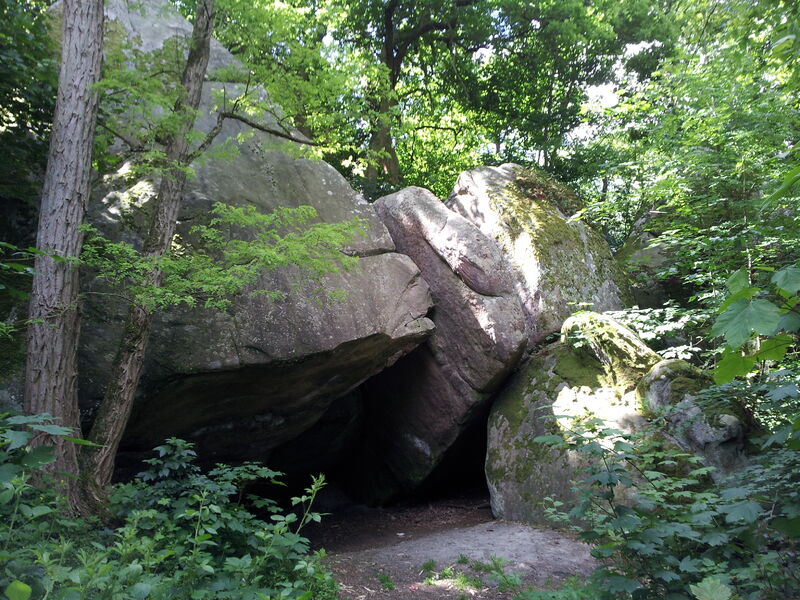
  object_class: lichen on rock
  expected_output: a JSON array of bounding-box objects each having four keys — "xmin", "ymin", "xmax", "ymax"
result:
[
  {"xmin": 485, "ymin": 311, "xmax": 750, "ymax": 523},
  {"xmin": 448, "ymin": 164, "xmax": 633, "ymax": 345}
]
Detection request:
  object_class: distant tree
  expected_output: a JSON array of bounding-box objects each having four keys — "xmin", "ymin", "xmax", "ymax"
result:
[
  {"xmin": 470, "ymin": 0, "xmax": 675, "ymax": 169},
  {"xmin": 333, "ymin": 0, "xmax": 494, "ymax": 188},
  {"xmin": 569, "ymin": 0, "xmax": 800, "ymax": 303}
]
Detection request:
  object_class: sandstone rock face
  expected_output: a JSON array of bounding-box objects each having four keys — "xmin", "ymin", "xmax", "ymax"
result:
[
  {"xmin": 355, "ymin": 187, "xmax": 527, "ymax": 502},
  {"xmin": 448, "ymin": 164, "xmax": 633, "ymax": 345},
  {"xmin": 79, "ymin": 0, "xmax": 435, "ymax": 470},
  {"xmin": 104, "ymin": 0, "xmax": 236, "ymax": 74},
  {"xmin": 486, "ymin": 312, "xmax": 747, "ymax": 523},
  {"xmin": 375, "ymin": 187, "xmax": 527, "ymax": 391}
]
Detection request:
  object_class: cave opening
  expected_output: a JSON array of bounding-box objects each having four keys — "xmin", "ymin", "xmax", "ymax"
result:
[
  {"xmin": 264, "ymin": 347, "xmax": 493, "ymax": 511},
  {"xmin": 113, "ymin": 346, "xmax": 494, "ymax": 515}
]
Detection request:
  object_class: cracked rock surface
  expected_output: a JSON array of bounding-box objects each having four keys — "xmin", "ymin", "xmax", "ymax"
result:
[{"xmin": 348, "ymin": 187, "xmax": 527, "ymax": 502}]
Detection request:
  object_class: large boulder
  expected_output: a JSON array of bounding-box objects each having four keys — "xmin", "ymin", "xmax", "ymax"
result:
[
  {"xmin": 78, "ymin": 0, "xmax": 435, "ymax": 471},
  {"xmin": 351, "ymin": 187, "xmax": 527, "ymax": 502},
  {"xmin": 486, "ymin": 312, "xmax": 747, "ymax": 523},
  {"xmin": 448, "ymin": 164, "xmax": 633, "ymax": 345}
]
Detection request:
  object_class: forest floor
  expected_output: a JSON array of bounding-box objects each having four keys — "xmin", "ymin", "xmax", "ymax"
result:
[{"xmin": 305, "ymin": 491, "xmax": 596, "ymax": 599}]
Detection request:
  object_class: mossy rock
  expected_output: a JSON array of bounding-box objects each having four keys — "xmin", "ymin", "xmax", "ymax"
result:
[
  {"xmin": 561, "ymin": 312, "xmax": 660, "ymax": 389},
  {"xmin": 448, "ymin": 164, "xmax": 634, "ymax": 345},
  {"xmin": 636, "ymin": 359, "xmax": 712, "ymax": 416},
  {"xmin": 636, "ymin": 359, "xmax": 749, "ymax": 474},
  {"xmin": 486, "ymin": 348, "xmax": 579, "ymax": 525},
  {"xmin": 486, "ymin": 312, "xmax": 659, "ymax": 523},
  {"xmin": 485, "ymin": 313, "xmax": 752, "ymax": 523}
]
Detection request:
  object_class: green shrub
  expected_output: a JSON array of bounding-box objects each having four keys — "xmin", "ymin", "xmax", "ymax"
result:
[
  {"xmin": 536, "ymin": 416, "xmax": 800, "ymax": 599},
  {"xmin": 0, "ymin": 416, "xmax": 337, "ymax": 600}
]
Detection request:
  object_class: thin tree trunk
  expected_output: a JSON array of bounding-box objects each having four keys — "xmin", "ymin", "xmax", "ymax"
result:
[
  {"xmin": 366, "ymin": 97, "xmax": 401, "ymax": 186},
  {"xmin": 366, "ymin": 6, "xmax": 401, "ymax": 188},
  {"xmin": 24, "ymin": 0, "xmax": 104, "ymax": 511},
  {"xmin": 83, "ymin": 0, "xmax": 215, "ymax": 498}
]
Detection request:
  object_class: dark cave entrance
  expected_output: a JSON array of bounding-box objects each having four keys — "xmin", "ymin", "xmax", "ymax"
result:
[{"xmin": 263, "ymin": 347, "xmax": 493, "ymax": 509}]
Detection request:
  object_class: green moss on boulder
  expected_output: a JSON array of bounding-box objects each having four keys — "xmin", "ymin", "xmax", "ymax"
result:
[
  {"xmin": 636, "ymin": 359, "xmax": 749, "ymax": 474},
  {"xmin": 448, "ymin": 164, "xmax": 634, "ymax": 345},
  {"xmin": 486, "ymin": 312, "xmax": 657, "ymax": 523},
  {"xmin": 486, "ymin": 313, "xmax": 750, "ymax": 523}
]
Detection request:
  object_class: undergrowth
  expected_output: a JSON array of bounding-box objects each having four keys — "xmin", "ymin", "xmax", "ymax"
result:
[
  {"xmin": 0, "ymin": 416, "xmax": 337, "ymax": 600},
  {"xmin": 533, "ymin": 414, "xmax": 800, "ymax": 600}
]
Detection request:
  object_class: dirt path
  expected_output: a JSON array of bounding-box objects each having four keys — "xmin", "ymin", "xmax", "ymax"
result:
[{"xmin": 305, "ymin": 494, "xmax": 596, "ymax": 599}]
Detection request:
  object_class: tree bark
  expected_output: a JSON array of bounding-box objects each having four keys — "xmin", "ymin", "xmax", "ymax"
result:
[
  {"xmin": 83, "ymin": 0, "xmax": 216, "ymax": 497},
  {"xmin": 366, "ymin": 97, "xmax": 401, "ymax": 186},
  {"xmin": 366, "ymin": 5, "xmax": 402, "ymax": 188},
  {"xmin": 24, "ymin": 0, "xmax": 104, "ymax": 510}
]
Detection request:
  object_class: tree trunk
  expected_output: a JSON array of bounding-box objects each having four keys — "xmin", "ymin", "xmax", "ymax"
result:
[
  {"xmin": 24, "ymin": 0, "xmax": 104, "ymax": 511},
  {"xmin": 366, "ymin": 97, "xmax": 401, "ymax": 186},
  {"xmin": 366, "ymin": 5, "xmax": 402, "ymax": 188},
  {"xmin": 82, "ymin": 0, "xmax": 215, "ymax": 498}
]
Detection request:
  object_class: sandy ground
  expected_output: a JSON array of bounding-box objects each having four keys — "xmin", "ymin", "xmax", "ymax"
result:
[{"xmin": 305, "ymin": 493, "xmax": 596, "ymax": 600}]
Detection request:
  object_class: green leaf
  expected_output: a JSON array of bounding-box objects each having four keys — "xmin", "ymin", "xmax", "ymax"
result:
[
  {"xmin": 758, "ymin": 333, "xmax": 793, "ymax": 362},
  {"xmin": 63, "ymin": 436, "xmax": 102, "ymax": 447},
  {"xmin": 0, "ymin": 463, "xmax": 20, "ymax": 483},
  {"xmin": 689, "ymin": 576, "xmax": 732, "ymax": 600},
  {"xmin": 532, "ymin": 435, "xmax": 564, "ymax": 445},
  {"xmin": 714, "ymin": 349, "xmax": 755, "ymax": 384},
  {"xmin": 7, "ymin": 415, "xmax": 55, "ymax": 425},
  {"xmin": 3, "ymin": 429, "xmax": 31, "ymax": 451},
  {"xmin": 772, "ymin": 517, "xmax": 800, "ymax": 538},
  {"xmin": 28, "ymin": 423, "xmax": 72, "ymax": 435},
  {"xmin": 28, "ymin": 504, "xmax": 54, "ymax": 518},
  {"xmin": 606, "ymin": 575, "xmax": 641, "ymax": 593},
  {"xmin": 712, "ymin": 298, "xmax": 781, "ymax": 349},
  {"xmin": 777, "ymin": 310, "xmax": 800, "ymax": 333},
  {"xmin": 718, "ymin": 286, "xmax": 758, "ymax": 310},
  {"xmin": 20, "ymin": 445, "xmax": 55, "ymax": 469},
  {"xmin": 4, "ymin": 580, "xmax": 32, "ymax": 600},
  {"xmin": 772, "ymin": 265, "xmax": 800, "ymax": 294},
  {"xmin": 702, "ymin": 531, "xmax": 730, "ymax": 546},
  {"xmin": 678, "ymin": 556, "xmax": 701, "ymax": 573},
  {"xmin": 766, "ymin": 164, "xmax": 800, "ymax": 203},
  {"xmin": 719, "ymin": 500, "xmax": 762, "ymax": 523},
  {"xmin": 131, "ymin": 582, "xmax": 153, "ymax": 599},
  {"xmin": 725, "ymin": 269, "xmax": 749, "ymax": 294},
  {"xmin": 767, "ymin": 385, "xmax": 798, "ymax": 402},
  {"xmin": 719, "ymin": 487, "xmax": 748, "ymax": 500}
]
